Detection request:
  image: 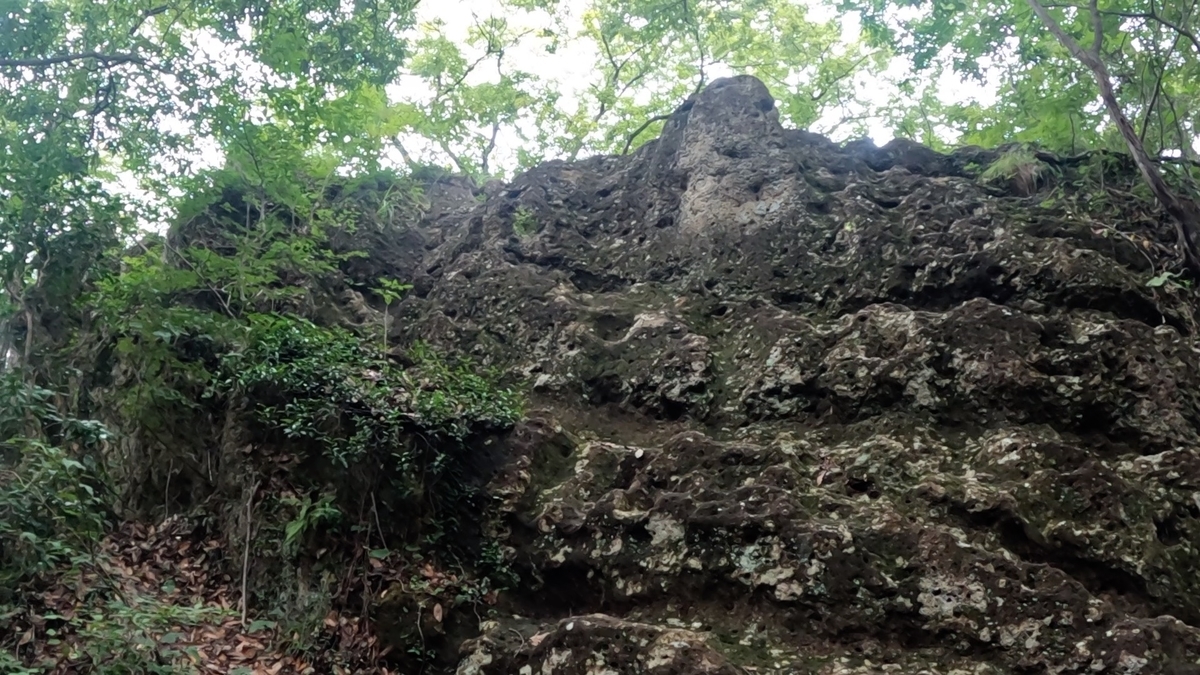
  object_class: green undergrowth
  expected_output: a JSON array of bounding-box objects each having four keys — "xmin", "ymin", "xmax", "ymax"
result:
[
  {"xmin": 223, "ymin": 316, "xmax": 522, "ymax": 467},
  {"xmin": 978, "ymin": 144, "xmax": 1055, "ymax": 196},
  {"xmin": 0, "ymin": 373, "xmax": 235, "ymax": 674},
  {"xmin": 1, "ymin": 166, "xmax": 526, "ymax": 672}
]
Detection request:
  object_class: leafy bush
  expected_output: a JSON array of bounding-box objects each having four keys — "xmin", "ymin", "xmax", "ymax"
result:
[
  {"xmin": 0, "ymin": 374, "xmax": 111, "ymax": 589},
  {"xmin": 511, "ymin": 206, "xmax": 539, "ymax": 236},
  {"xmin": 0, "ymin": 440, "xmax": 108, "ymax": 588},
  {"xmin": 219, "ymin": 313, "xmax": 523, "ymax": 474},
  {"xmin": 281, "ymin": 492, "xmax": 342, "ymax": 557},
  {"xmin": 0, "ymin": 378, "xmax": 219, "ymax": 675},
  {"xmin": 2, "ymin": 167, "xmax": 525, "ymax": 669}
]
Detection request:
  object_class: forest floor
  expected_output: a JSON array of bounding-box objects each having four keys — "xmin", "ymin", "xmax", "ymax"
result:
[{"xmin": 11, "ymin": 516, "xmax": 389, "ymax": 675}]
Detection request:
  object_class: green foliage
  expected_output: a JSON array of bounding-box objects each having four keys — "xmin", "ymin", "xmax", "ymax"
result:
[
  {"xmin": 843, "ymin": 0, "xmax": 1200, "ymax": 162},
  {"xmin": 432, "ymin": 0, "xmax": 887, "ymax": 166},
  {"xmin": 0, "ymin": 378, "xmax": 222, "ymax": 675},
  {"xmin": 9, "ymin": 0, "xmax": 1198, "ymax": 665},
  {"xmin": 0, "ymin": 374, "xmax": 110, "ymax": 589},
  {"xmin": 221, "ymin": 315, "xmax": 522, "ymax": 468},
  {"xmin": 67, "ymin": 597, "xmax": 230, "ymax": 675},
  {"xmin": 376, "ymin": 278, "xmax": 413, "ymax": 306},
  {"xmin": 1, "ymin": 1, "xmax": 528, "ymax": 666},
  {"xmin": 262, "ymin": 569, "xmax": 337, "ymax": 658},
  {"xmin": 512, "ymin": 206, "xmax": 540, "ymax": 237},
  {"xmin": 376, "ymin": 277, "xmax": 413, "ymax": 351},
  {"xmin": 0, "ymin": 0, "xmax": 420, "ymax": 368},
  {"xmin": 0, "ymin": 649, "xmax": 38, "ymax": 675},
  {"xmin": 407, "ymin": 341, "xmax": 525, "ymax": 440},
  {"xmin": 980, "ymin": 145, "xmax": 1053, "ymax": 195},
  {"xmin": 0, "ymin": 439, "xmax": 108, "ymax": 588},
  {"xmin": 281, "ymin": 492, "xmax": 342, "ymax": 557},
  {"xmin": 1147, "ymin": 271, "xmax": 1192, "ymax": 289}
]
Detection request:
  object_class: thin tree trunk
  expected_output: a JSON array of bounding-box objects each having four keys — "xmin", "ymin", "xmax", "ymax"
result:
[{"xmin": 1028, "ymin": 0, "xmax": 1200, "ymax": 270}]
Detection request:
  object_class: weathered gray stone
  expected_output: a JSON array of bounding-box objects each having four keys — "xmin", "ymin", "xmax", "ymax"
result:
[{"xmin": 369, "ymin": 75, "xmax": 1200, "ymax": 673}]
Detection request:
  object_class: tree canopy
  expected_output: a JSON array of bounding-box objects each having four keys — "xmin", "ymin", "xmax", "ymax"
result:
[{"xmin": 3, "ymin": 0, "xmax": 1197, "ymax": 193}]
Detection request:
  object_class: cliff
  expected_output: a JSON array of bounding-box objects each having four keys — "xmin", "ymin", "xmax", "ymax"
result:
[
  {"xmin": 391, "ymin": 75, "xmax": 1200, "ymax": 674},
  {"xmin": 61, "ymin": 74, "xmax": 1200, "ymax": 674}
]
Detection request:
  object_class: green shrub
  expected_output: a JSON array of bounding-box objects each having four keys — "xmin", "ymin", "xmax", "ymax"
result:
[
  {"xmin": 218, "ymin": 313, "xmax": 523, "ymax": 472},
  {"xmin": 69, "ymin": 597, "xmax": 230, "ymax": 675},
  {"xmin": 0, "ymin": 374, "xmax": 110, "ymax": 590},
  {"xmin": 512, "ymin": 206, "xmax": 539, "ymax": 236},
  {"xmin": 980, "ymin": 145, "xmax": 1053, "ymax": 196}
]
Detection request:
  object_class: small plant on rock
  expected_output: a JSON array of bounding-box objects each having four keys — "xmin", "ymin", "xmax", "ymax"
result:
[
  {"xmin": 375, "ymin": 277, "xmax": 413, "ymax": 352},
  {"xmin": 512, "ymin": 206, "xmax": 539, "ymax": 236},
  {"xmin": 981, "ymin": 145, "xmax": 1053, "ymax": 196}
]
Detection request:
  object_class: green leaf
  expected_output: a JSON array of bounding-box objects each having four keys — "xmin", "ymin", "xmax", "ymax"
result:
[{"xmin": 1147, "ymin": 273, "xmax": 1175, "ymax": 288}]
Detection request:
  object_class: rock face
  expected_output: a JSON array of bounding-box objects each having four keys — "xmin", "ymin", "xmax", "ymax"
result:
[{"xmin": 388, "ymin": 76, "xmax": 1200, "ymax": 673}]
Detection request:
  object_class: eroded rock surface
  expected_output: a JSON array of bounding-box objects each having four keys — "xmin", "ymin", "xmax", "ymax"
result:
[{"xmin": 382, "ymin": 75, "xmax": 1200, "ymax": 673}]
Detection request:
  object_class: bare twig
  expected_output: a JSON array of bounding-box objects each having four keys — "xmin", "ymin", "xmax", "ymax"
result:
[
  {"xmin": 240, "ymin": 480, "xmax": 261, "ymax": 625},
  {"xmin": 507, "ymin": 628, "xmax": 528, "ymax": 652},
  {"xmin": 1138, "ymin": 34, "xmax": 1179, "ymax": 144},
  {"xmin": 370, "ymin": 491, "xmax": 388, "ymax": 552},
  {"xmin": 621, "ymin": 113, "xmax": 672, "ymax": 155},
  {"xmin": 0, "ymin": 52, "xmax": 144, "ymax": 68},
  {"xmin": 164, "ymin": 460, "xmax": 172, "ymax": 518}
]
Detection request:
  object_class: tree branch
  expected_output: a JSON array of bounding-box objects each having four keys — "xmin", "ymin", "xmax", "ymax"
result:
[
  {"xmin": 128, "ymin": 5, "xmax": 170, "ymax": 37},
  {"xmin": 435, "ymin": 137, "xmax": 472, "ymax": 175},
  {"xmin": 0, "ymin": 52, "xmax": 145, "ymax": 68},
  {"xmin": 1097, "ymin": 9, "xmax": 1200, "ymax": 55},
  {"xmin": 1139, "ymin": 33, "xmax": 1179, "ymax": 145},
  {"xmin": 1027, "ymin": 0, "xmax": 1200, "ymax": 269},
  {"xmin": 480, "ymin": 121, "xmax": 500, "ymax": 177},
  {"xmin": 622, "ymin": 113, "xmax": 672, "ymax": 155},
  {"xmin": 1159, "ymin": 155, "xmax": 1200, "ymax": 169},
  {"xmin": 1088, "ymin": 0, "xmax": 1103, "ymax": 57},
  {"xmin": 389, "ymin": 138, "xmax": 419, "ymax": 170},
  {"xmin": 810, "ymin": 53, "xmax": 874, "ymax": 102},
  {"xmin": 1040, "ymin": 2, "xmax": 1200, "ymax": 55},
  {"xmin": 680, "ymin": 0, "xmax": 707, "ymax": 97}
]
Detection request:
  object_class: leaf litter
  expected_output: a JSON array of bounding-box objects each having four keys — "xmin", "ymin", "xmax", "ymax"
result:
[{"xmin": 6, "ymin": 515, "xmax": 397, "ymax": 674}]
